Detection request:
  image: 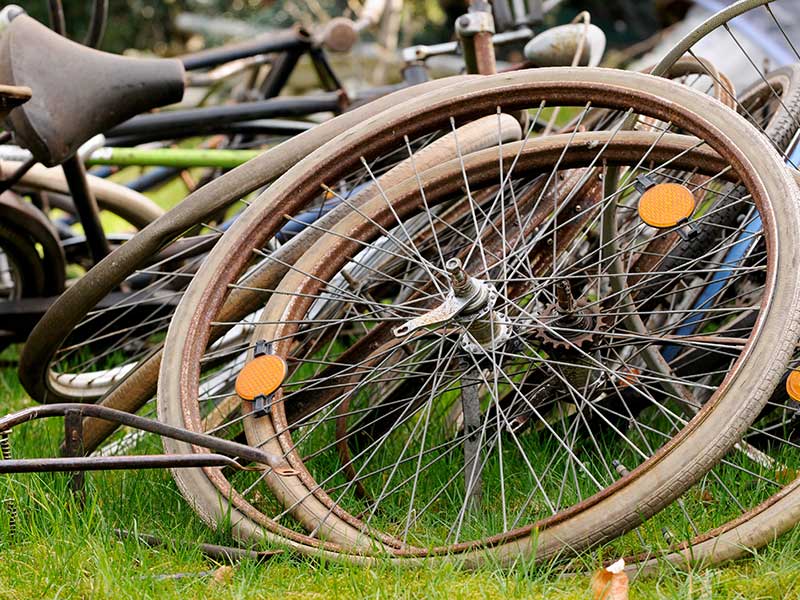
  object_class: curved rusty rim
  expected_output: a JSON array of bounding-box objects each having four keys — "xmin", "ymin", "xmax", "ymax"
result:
[
  {"xmin": 180, "ymin": 80, "xmax": 775, "ymax": 556},
  {"xmin": 622, "ymin": 1, "xmax": 800, "ymax": 570},
  {"xmin": 164, "ymin": 69, "xmax": 792, "ymax": 562}
]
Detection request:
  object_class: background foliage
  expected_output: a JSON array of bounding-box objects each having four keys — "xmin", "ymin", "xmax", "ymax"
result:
[{"xmin": 18, "ymin": 0, "xmax": 688, "ymax": 56}]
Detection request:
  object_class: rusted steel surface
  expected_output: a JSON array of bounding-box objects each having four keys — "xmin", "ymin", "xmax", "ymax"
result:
[
  {"xmin": 63, "ymin": 409, "xmax": 85, "ymax": 497},
  {"xmin": 0, "ymin": 454, "xmax": 245, "ymax": 473},
  {"xmin": 455, "ymin": 4, "xmax": 497, "ymax": 75},
  {"xmin": 472, "ymin": 31, "xmax": 498, "ymax": 75},
  {"xmin": 0, "ymin": 404, "xmax": 294, "ymax": 472}
]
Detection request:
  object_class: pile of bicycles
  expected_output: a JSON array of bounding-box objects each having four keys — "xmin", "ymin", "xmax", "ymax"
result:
[{"xmin": 3, "ymin": 0, "xmax": 800, "ymax": 575}]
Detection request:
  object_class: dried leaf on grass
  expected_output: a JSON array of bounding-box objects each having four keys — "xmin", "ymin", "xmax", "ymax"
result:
[{"xmin": 591, "ymin": 558, "xmax": 629, "ymax": 600}]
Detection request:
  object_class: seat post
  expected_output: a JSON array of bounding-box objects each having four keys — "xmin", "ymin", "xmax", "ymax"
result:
[
  {"xmin": 61, "ymin": 156, "xmax": 111, "ymax": 264},
  {"xmin": 456, "ymin": 0, "xmax": 497, "ymax": 75}
]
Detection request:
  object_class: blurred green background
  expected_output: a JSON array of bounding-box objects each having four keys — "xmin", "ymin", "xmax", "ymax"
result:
[{"xmin": 18, "ymin": 0, "xmax": 690, "ymax": 56}]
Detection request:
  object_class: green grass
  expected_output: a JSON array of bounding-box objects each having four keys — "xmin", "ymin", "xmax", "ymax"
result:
[
  {"xmin": 3, "ymin": 356, "xmax": 800, "ymax": 598},
  {"xmin": 6, "ymin": 157, "xmax": 800, "ymax": 597}
]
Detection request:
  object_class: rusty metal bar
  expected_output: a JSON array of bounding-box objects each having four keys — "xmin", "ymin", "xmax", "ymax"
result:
[
  {"xmin": 0, "ymin": 403, "xmax": 294, "ymax": 472},
  {"xmin": 63, "ymin": 409, "xmax": 85, "ymax": 498},
  {"xmin": 114, "ymin": 529, "xmax": 282, "ymax": 563},
  {"xmin": 0, "ymin": 454, "xmax": 246, "ymax": 474},
  {"xmin": 456, "ymin": 0, "xmax": 497, "ymax": 75}
]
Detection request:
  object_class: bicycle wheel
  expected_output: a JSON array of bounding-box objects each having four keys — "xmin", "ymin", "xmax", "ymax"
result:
[
  {"xmin": 7, "ymin": 160, "xmax": 165, "ymax": 230},
  {"xmin": 0, "ymin": 193, "xmax": 65, "ymax": 296},
  {"xmin": 159, "ymin": 68, "xmax": 800, "ymax": 565},
  {"xmin": 633, "ymin": 63, "xmax": 800, "ymax": 309},
  {"xmin": 648, "ymin": 0, "xmax": 798, "ymax": 162},
  {"xmin": 0, "ymin": 222, "xmax": 46, "ymax": 350},
  {"xmin": 0, "ymin": 193, "xmax": 65, "ymax": 350}
]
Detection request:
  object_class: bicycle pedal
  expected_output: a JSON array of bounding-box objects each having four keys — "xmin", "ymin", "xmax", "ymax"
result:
[
  {"xmin": 235, "ymin": 340, "xmax": 287, "ymax": 418},
  {"xmin": 637, "ymin": 182, "xmax": 695, "ymax": 229}
]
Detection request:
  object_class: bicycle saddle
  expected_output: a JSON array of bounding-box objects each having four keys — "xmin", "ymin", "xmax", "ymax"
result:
[{"xmin": 0, "ymin": 14, "xmax": 185, "ymax": 166}]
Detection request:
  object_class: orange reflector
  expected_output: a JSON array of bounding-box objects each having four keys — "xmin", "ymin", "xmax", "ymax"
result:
[
  {"xmin": 638, "ymin": 183, "xmax": 695, "ymax": 228},
  {"xmin": 787, "ymin": 370, "xmax": 800, "ymax": 402},
  {"xmin": 235, "ymin": 354, "xmax": 287, "ymax": 400}
]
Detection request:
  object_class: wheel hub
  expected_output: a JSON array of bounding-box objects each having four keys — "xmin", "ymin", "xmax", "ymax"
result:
[{"xmin": 392, "ymin": 258, "xmax": 511, "ymax": 353}]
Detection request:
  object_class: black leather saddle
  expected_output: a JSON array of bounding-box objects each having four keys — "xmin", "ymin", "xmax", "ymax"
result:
[{"xmin": 0, "ymin": 14, "xmax": 185, "ymax": 166}]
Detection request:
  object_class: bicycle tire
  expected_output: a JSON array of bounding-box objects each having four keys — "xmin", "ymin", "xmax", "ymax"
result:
[
  {"xmin": 0, "ymin": 223, "xmax": 46, "ymax": 298},
  {"xmin": 601, "ymin": 1, "xmax": 800, "ymax": 573},
  {"xmin": 7, "ymin": 160, "xmax": 165, "ymax": 229},
  {"xmin": 158, "ymin": 68, "xmax": 800, "ymax": 565},
  {"xmin": 0, "ymin": 201, "xmax": 64, "ymax": 349}
]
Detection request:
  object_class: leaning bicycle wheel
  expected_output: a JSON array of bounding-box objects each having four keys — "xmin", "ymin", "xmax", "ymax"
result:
[{"xmin": 158, "ymin": 68, "xmax": 800, "ymax": 565}]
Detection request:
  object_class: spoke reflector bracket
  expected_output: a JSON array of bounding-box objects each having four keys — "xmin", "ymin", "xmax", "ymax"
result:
[
  {"xmin": 638, "ymin": 182, "xmax": 695, "ymax": 229},
  {"xmin": 235, "ymin": 340, "xmax": 287, "ymax": 418}
]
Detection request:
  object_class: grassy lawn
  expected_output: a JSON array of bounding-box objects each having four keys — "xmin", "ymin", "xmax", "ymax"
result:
[
  {"xmin": 2, "ymin": 354, "xmax": 800, "ymax": 598},
  {"xmin": 5, "ymin": 164, "xmax": 800, "ymax": 598}
]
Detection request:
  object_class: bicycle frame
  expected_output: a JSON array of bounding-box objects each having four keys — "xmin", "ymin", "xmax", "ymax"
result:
[{"xmin": 0, "ymin": 9, "xmax": 347, "ymax": 268}]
